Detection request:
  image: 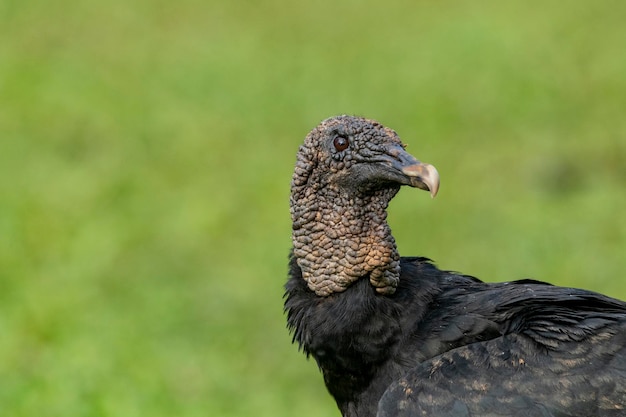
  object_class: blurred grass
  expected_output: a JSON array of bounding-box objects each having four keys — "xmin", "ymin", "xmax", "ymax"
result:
[{"xmin": 1, "ymin": 0, "xmax": 625, "ymax": 416}]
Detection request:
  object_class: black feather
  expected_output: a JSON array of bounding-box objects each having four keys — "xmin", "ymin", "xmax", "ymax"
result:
[{"xmin": 286, "ymin": 255, "xmax": 626, "ymax": 416}]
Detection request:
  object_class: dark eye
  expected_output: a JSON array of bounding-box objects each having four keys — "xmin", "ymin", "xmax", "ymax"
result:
[{"xmin": 333, "ymin": 135, "xmax": 350, "ymax": 151}]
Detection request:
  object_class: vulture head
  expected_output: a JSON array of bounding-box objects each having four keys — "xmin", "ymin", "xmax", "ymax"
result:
[{"xmin": 290, "ymin": 115, "xmax": 439, "ymax": 296}]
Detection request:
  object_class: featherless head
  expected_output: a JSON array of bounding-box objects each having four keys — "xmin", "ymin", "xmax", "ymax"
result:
[{"xmin": 290, "ymin": 115, "xmax": 439, "ymax": 296}]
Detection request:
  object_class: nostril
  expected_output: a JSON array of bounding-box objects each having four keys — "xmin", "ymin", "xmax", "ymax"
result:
[{"xmin": 388, "ymin": 147, "xmax": 402, "ymax": 158}]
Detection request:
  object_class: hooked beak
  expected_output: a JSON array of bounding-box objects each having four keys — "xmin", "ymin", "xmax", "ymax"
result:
[{"xmin": 385, "ymin": 146, "xmax": 440, "ymax": 197}]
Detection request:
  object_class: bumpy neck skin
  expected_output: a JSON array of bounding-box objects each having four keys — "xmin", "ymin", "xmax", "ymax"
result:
[
  {"xmin": 289, "ymin": 115, "xmax": 439, "ymax": 297},
  {"xmin": 291, "ymin": 172, "xmax": 401, "ymax": 296}
]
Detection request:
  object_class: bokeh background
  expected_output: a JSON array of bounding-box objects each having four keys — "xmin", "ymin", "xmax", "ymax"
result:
[{"xmin": 2, "ymin": 1, "xmax": 625, "ymax": 416}]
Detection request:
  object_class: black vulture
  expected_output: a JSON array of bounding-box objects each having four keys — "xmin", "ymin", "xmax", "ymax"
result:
[{"xmin": 284, "ymin": 115, "xmax": 626, "ymax": 417}]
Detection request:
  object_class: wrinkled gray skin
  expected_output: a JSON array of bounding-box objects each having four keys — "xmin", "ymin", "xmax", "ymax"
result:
[{"xmin": 290, "ymin": 115, "xmax": 438, "ymax": 296}]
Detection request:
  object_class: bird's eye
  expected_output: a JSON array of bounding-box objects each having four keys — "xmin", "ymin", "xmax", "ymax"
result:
[{"xmin": 333, "ymin": 135, "xmax": 350, "ymax": 152}]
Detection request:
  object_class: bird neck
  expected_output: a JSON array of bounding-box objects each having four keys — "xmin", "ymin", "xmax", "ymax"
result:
[{"xmin": 290, "ymin": 185, "xmax": 401, "ymax": 296}]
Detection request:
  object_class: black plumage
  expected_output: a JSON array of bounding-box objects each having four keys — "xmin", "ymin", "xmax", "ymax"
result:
[{"xmin": 285, "ymin": 115, "xmax": 626, "ymax": 417}]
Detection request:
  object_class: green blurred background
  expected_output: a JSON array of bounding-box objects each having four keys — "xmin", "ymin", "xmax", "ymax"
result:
[{"xmin": 1, "ymin": 1, "xmax": 625, "ymax": 416}]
